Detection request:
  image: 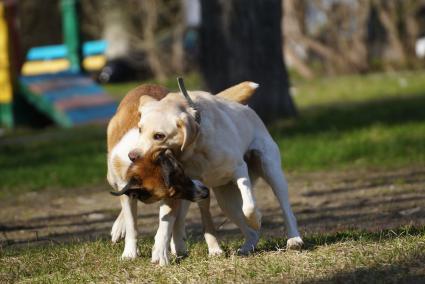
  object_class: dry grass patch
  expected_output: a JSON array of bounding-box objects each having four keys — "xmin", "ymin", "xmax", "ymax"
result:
[{"xmin": 1, "ymin": 227, "xmax": 424, "ymax": 283}]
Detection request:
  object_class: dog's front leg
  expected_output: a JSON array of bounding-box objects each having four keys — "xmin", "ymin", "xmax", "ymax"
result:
[
  {"xmin": 152, "ymin": 199, "xmax": 180, "ymax": 266},
  {"xmin": 120, "ymin": 194, "xmax": 139, "ymax": 259},
  {"xmin": 234, "ymin": 162, "xmax": 261, "ymax": 230},
  {"xmin": 170, "ymin": 200, "xmax": 190, "ymax": 257}
]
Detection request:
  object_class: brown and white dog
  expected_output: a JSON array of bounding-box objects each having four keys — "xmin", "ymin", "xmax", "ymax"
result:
[
  {"xmin": 107, "ymin": 83, "xmax": 257, "ymax": 262},
  {"xmin": 107, "ymin": 85, "xmax": 211, "ymax": 259},
  {"xmin": 129, "ymin": 81, "xmax": 304, "ymax": 261}
]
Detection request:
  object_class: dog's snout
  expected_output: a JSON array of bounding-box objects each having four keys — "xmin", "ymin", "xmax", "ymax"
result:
[
  {"xmin": 128, "ymin": 150, "xmax": 140, "ymax": 162},
  {"xmin": 199, "ymin": 185, "xmax": 209, "ymax": 199},
  {"xmin": 189, "ymin": 180, "xmax": 210, "ymax": 202}
]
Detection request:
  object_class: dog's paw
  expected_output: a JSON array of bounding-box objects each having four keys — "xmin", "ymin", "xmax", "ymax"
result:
[
  {"xmin": 121, "ymin": 238, "xmax": 140, "ymax": 260},
  {"xmin": 151, "ymin": 246, "xmax": 170, "ymax": 266},
  {"xmin": 208, "ymin": 247, "xmax": 224, "ymax": 257},
  {"xmin": 170, "ymin": 238, "xmax": 187, "ymax": 257},
  {"xmin": 121, "ymin": 246, "xmax": 140, "ymax": 260},
  {"xmin": 111, "ymin": 214, "xmax": 126, "ymax": 243},
  {"xmin": 237, "ymin": 244, "xmax": 255, "ymax": 256},
  {"xmin": 237, "ymin": 230, "xmax": 259, "ymax": 256},
  {"xmin": 287, "ymin": 237, "xmax": 303, "ymax": 250}
]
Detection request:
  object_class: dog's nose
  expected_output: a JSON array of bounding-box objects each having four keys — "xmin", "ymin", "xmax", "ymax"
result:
[{"xmin": 128, "ymin": 150, "xmax": 140, "ymax": 162}]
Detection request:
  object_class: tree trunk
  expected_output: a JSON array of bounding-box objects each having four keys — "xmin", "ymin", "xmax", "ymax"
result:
[
  {"xmin": 101, "ymin": 1, "xmax": 130, "ymax": 61},
  {"xmin": 283, "ymin": 0, "xmax": 314, "ymax": 79},
  {"xmin": 140, "ymin": 0, "xmax": 167, "ymax": 82},
  {"xmin": 375, "ymin": 0, "xmax": 407, "ymax": 67},
  {"xmin": 199, "ymin": 0, "xmax": 297, "ymax": 123}
]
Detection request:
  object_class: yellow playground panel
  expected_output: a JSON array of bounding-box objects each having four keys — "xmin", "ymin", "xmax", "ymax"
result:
[
  {"xmin": 0, "ymin": 2, "xmax": 13, "ymax": 128},
  {"xmin": 0, "ymin": 2, "xmax": 13, "ymax": 105},
  {"xmin": 21, "ymin": 55, "xmax": 105, "ymax": 76}
]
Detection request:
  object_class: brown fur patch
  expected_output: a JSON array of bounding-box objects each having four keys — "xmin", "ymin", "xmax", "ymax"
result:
[
  {"xmin": 112, "ymin": 156, "xmax": 125, "ymax": 180},
  {"xmin": 125, "ymin": 150, "xmax": 168, "ymax": 201}
]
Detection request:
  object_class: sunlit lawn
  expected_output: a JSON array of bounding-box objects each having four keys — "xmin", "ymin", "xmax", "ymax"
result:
[{"xmin": 1, "ymin": 226, "xmax": 424, "ymax": 283}]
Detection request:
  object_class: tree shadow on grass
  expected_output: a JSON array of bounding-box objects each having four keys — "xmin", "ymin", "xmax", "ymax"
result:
[
  {"xmin": 300, "ymin": 169, "xmax": 425, "ymax": 197},
  {"xmin": 273, "ymin": 94, "xmax": 425, "ymax": 136},
  {"xmin": 250, "ymin": 225, "xmax": 425, "ymax": 253},
  {"xmin": 0, "ymin": 209, "xmax": 158, "ymax": 248},
  {"xmin": 304, "ymin": 250, "xmax": 425, "ymax": 284}
]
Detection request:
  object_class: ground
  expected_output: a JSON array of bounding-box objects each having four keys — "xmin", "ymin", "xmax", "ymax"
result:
[
  {"xmin": 1, "ymin": 167, "xmax": 424, "ymax": 247},
  {"xmin": 1, "ymin": 71, "xmax": 425, "ymax": 283}
]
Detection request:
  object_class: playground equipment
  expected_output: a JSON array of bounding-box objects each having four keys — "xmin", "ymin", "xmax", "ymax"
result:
[
  {"xmin": 0, "ymin": 0, "xmax": 116, "ymax": 128},
  {"xmin": 0, "ymin": 2, "xmax": 13, "ymax": 128}
]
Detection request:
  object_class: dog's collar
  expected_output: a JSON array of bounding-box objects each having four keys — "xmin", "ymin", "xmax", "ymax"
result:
[{"xmin": 177, "ymin": 77, "xmax": 201, "ymax": 124}]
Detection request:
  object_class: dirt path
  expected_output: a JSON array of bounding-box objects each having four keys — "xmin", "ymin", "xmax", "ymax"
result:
[{"xmin": 1, "ymin": 167, "xmax": 424, "ymax": 247}]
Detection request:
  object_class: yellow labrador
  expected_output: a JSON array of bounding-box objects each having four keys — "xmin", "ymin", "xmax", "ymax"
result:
[{"xmin": 130, "ymin": 81, "xmax": 303, "ymax": 259}]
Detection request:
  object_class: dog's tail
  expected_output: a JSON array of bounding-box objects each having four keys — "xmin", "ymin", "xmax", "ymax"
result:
[{"xmin": 216, "ymin": 81, "xmax": 259, "ymax": 105}]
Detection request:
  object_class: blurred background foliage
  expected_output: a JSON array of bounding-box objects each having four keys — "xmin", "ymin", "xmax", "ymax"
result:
[{"xmin": 17, "ymin": 0, "xmax": 425, "ymax": 80}]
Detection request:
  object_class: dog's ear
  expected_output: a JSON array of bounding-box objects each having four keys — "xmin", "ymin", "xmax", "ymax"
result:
[
  {"xmin": 156, "ymin": 149, "xmax": 180, "ymax": 188},
  {"xmin": 177, "ymin": 112, "xmax": 199, "ymax": 152},
  {"xmin": 138, "ymin": 96, "xmax": 157, "ymax": 118}
]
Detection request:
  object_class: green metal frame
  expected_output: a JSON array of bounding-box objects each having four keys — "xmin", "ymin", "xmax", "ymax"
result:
[
  {"xmin": 61, "ymin": 0, "xmax": 80, "ymax": 73},
  {"xmin": 0, "ymin": 103, "xmax": 13, "ymax": 128}
]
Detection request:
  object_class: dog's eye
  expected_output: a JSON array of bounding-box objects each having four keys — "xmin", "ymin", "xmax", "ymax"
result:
[
  {"xmin": 133, "ymin": 176, "xmax": 142, "ymax": 183},
  {"xmin": 153, "ymin": 133, "xmax": 165, "ymax": 140}
]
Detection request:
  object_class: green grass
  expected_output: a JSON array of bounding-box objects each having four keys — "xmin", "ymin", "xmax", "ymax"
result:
[
  {"xmin": 0, "ymin": 127, "xmax": 107, "ymax": 197},
  {"xmin": 1, "ymin": 226, "xmax": 424, "ymax": 283},
  {"xmin": 292, "ymin": 71, "xmax": 425, "ymax": 107},
  {"xmin": 270, "ymin": 71, "xmax": 425, "ymax": 171},
  {"xmin": 1, "ymin": 71, "xmax": 424, "ymax": 196}
]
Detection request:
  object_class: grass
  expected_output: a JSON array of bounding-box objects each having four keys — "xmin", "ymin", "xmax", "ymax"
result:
[
  {"xmin": 292, "ymin": 71, "xmax": 425, "ymax": 107},
  {"xmin": 0, "ymin": 127, "xmax": 106, "ymax": 198},
  {"xmin": 273, "ymin": 71, "xmax": 425, "ymax": 171},
  {"xmin": 1, "ymin": 71, "xmax": 425, "ymax": 197},
  {"xmin": 1, "ymin": 226, "xmax": 424, "ymax": 283}
]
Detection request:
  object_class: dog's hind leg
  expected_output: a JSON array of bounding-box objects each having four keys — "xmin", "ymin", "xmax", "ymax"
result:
[
  {"xmin": 234, "ymin": 162, "xmax": 262, "ymax": 230},
  {"xmin": 170, "ymin": 200, "xmax": 190, "ymax": 257},
  {"xmin": 255, "ymin": 143, "xmax": 303, "ymax": 250},
  {"xmin": 213, "ymin": 184, "xmax": 260, "ymax": 255},
  {"xmin": 197, "ymin": 196, "xmax": 223, "ymax": 256},
  {"xmin": 120, "ymin": 194, "xmax": 140, "ymax": 259}
]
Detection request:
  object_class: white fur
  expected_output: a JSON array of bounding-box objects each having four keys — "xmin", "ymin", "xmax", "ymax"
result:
[
  {"xmin": 248, "ymin": 82, "xmax": 259, "ymax": 89},
  {"xmin": 107, "ymin": 129, "xmax": 141, "ymax": 259},
  {"xmin": 151, "ymin": 199, "xmax": 178, "ymax": 266},
  {"xmin": 152, "ymin": 198, "xmax": 223, "ymax": 266}
]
